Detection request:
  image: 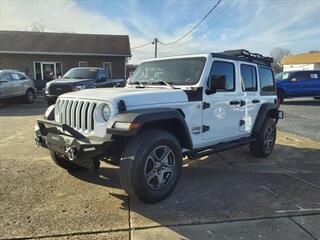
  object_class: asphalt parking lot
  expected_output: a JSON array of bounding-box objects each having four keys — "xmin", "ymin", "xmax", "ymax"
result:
[
  {"xmin": 0, "ymin": 99, "xmax": 320, "ymax": 240},
  {"xmin": 279, "ymin": 98, "xmax": 320, "ymax": 142}
]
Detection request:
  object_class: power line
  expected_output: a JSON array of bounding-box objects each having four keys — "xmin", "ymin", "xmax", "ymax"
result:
[
  {"xmin": 159, "ymin": 0, "xmax": 222, "ymax": 46},
  {"xmin": 131, "ymin": 41, "xmax": 153, "ymax": 50}
]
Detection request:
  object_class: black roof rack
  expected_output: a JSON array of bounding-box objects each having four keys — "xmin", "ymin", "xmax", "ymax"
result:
[{"xmin": 213, "ymin": 49, "xmax": 273, "ymax": 67}]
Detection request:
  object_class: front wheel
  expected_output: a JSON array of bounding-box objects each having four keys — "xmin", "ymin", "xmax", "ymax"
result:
[
  {"xmin": 119, "ymin": 129, "xmax": 182, "ymax": 203},
  {"xmin": 249, "ymin": 118, "xmax": 276, "ymax": 158}
]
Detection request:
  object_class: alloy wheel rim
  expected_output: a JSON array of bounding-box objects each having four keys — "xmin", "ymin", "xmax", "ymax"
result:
[
  {"xmin": 144, "ymin": 145, "xmax": 175, "ymax": 190},
  {"xmin": 264, "ymin": 126, "xmax": 275, "ymax": 153}
]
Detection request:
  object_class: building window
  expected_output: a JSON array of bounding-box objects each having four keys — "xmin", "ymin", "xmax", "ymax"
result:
[
  {"xmin": 103, "ymin": 62, "xmax": 112, "ymax": 78},
  {"xmin": 79, "ymin": 61, "xmax": 87, "ymax": 67}
]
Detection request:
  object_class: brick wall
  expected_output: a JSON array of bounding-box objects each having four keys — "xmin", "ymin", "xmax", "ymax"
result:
[{"xmin": 0, "ymin": 53, "xmax": 126, "ymax": 79}]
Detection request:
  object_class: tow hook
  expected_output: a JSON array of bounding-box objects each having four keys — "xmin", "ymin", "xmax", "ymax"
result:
[
  {"xmin": 66, "ymin": 146, "xmax": 78, "ymax": 161},
  {"xmin": 35, "ymin": 136, "xmax": 42, "ymax": 148}
]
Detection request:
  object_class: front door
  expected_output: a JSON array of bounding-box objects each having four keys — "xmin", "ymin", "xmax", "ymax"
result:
[
  {"xmin": 202, "ymin": 60, "xmax": 243, "ymax": 143},
  {"xmin": 42, "ymin": 63, "xmax": 56, "ymax": 82}
]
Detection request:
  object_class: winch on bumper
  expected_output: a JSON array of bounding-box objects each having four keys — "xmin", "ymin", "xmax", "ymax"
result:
[{"xmin": 35, "ymin": 119, "xmax": 114, "ymax": 169}]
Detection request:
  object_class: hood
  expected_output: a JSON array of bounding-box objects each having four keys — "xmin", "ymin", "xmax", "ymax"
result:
[
  {"xmin": 59, "ymin": 87, "xmax": 189, "ymax": 107},
  {"xmin": 48, "ymin": 78, "xmax": 94, "ymax": 85}
]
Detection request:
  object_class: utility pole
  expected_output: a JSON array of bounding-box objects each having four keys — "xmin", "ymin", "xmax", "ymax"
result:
[{"xmin": 153, "ymin": 38, "xmax": 158, "ymax": 58}]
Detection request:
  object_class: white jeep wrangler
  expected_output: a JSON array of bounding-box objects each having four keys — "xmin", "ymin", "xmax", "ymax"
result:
[{"xmin": 35, "ymin": 49, "xmax": 283, "ymax": 203}]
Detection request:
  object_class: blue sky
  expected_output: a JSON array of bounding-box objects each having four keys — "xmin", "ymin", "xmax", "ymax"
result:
[{"xmin": 2, "ymin": 0, "xmax": 320, "ymax": 63}]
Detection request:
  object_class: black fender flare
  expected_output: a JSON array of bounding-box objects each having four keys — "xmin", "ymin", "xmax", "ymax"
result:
[
  {"xmin": 107, "ymin": 108, "xmax": 193, "ymax": 149},
  {"xmin": 252, "ymin": 103, "xmax": 279, "ymax": 134}
]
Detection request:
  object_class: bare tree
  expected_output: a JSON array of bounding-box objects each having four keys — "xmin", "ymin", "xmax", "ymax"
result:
[
  {"xmin": 30, "ymin": 23, "xmax": 45, "ymax": 32},
  {"xmin": 270, "ymin": 47, "xmax": 291, "ymax": 73}
]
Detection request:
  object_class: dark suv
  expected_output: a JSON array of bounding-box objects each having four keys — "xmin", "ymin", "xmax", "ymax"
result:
[
  {"xmin": 275, "ymin": 70, "xmax": 320, "ymax": 103},
  {"xmin": 45, "ymin": 67, "xmax": 124, "ymax": 105}
]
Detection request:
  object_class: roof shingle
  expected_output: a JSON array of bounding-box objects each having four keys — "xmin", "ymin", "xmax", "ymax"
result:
[{"xmin": 0, "ymin": 31, "xmax": 131, "ymax": 56}]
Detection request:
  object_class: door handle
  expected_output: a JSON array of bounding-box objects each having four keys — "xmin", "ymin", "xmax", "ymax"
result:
[
  {"xmin": 229, "ymin": 100, "xmax": 240, "ymax": 105},
  {"xmin": 252, "ymin": 99, "xmax": 260, "ymax": 104},
  {"xmin": 240, "ymin": 100, "xmax": 246, "ymax": 106}
]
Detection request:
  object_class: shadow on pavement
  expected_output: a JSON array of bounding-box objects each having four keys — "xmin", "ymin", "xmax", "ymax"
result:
[
  {"xmin": 0, "ymin": 99, "xmax": 47, "ymax": 116},
  {"xmin": 70, "ymin": 143, "xmax": 320, "ymax": 239}
]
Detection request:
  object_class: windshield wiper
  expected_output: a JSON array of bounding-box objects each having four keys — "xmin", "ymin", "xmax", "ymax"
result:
[
  {"xmin": 155, "ymin": 81, "xmax": 178, "ymax": 89},
  {"xmin": 63, "ymin": 76, "xmax": 70, "ymax": 79},
  {"xmin": 130, "ymin": 81, "xmax": 145, "ymax": 88}
]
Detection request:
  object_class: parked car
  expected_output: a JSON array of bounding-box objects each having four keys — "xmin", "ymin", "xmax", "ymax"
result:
[
  {"xmin": 45, "ymin": 67, "xmax": 124, "ymax": 105},
  {"xmin": 0, "ymin": 69, "xmax": 35, "ymax": 103},
  {"xmin": 35, "ymin": 49, "xmax": 283, "ymax": 203},
  {"xmin": 275, "ymin": 70, "xmax": 320, "ymax": 103}
]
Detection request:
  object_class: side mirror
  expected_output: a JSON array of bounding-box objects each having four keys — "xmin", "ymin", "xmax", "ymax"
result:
[
  {"xmin": 206, "ymin": 75, "xmax": 227, "ymax": 94},
  {"xmin": 58, "ymin": 75, "xmax": 62, "ymax": 79},
  {"xmin": 114, "ymin": 82, "xmax": 121, "ymax": 88},
  {"xmin": 290, "ymin": 77, "xmax": 297, "ymax": 82}
]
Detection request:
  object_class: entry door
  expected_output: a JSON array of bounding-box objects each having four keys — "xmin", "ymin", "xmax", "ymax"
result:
[
  {"xmin": 202, "ymin": 60, "xmax": 243, "ymax": 142},
  {"xmin": 42, "ymin": 63, "xmax": 56, "ymax": 81}
]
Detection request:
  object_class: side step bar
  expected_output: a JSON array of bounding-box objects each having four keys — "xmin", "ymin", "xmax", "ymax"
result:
[{"xmin": 185, "ymin": 137, "xmax": 256, "ymax": 160}]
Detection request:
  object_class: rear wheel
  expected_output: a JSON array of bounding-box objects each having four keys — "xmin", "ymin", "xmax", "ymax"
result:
[
  {"xmin": 249, "ymin": 118, "xmax": 276, "ymax": 158},
  {"xmin": 50, "ymin": 151, "xmax": 84, "ymax": 171},
  {"xmin": 119, "ymin": 129, "xmax": 182, "ymax": 203},
  {"xmin": 24, "ymin": 89, "xmax": 34, "ymax": 103}
]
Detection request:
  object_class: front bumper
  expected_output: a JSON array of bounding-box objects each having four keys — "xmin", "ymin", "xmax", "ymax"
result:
[{"xmin": 35, "ymin": 119, "xmax": 114, "ymax": 168}]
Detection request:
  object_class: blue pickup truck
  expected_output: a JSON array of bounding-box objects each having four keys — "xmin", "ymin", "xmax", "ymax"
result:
[
  {"xmin": 45, "ymin": 67, "xmax": 124, "ymax": 105},
  {"xmin": 275, "ymin": 70, "xmax": 320, "ymax": 103}
]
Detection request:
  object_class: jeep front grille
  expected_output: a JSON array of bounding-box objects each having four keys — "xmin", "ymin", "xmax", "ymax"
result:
[{"xmin": 56, "ymin": 99, "xmax": 97, "ymax": 132}]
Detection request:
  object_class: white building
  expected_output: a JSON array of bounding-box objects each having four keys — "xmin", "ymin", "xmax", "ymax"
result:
[{"xmin": 282, "ymin": 52, "xmax": 320, "ymax": 71}]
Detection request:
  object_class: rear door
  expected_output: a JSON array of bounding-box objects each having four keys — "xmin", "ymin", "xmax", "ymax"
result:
[
  {"xmin": 0, "ymin": 73, "xmax": 13, "ymax": 98},
  {"xmin": 303, "ymin": 71, "xmax": 320, "ymax": 96},
  {"xmin": 9, "ymin": 73, "xmax": 25, "ymax": 96},
  {"xmin": 239, "ymin": 63, "xmax": 260, "ymax": 133}
]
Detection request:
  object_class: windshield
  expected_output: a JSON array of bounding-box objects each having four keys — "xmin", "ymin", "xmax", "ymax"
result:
[
  {"xmin": 63, "ymin": 68, "xmax": 98, "ymax": 79},
  {"xmin": 275, "ymin": 72, "xmax": 292, "ymax": 80},
  {"xmin": 129, "ymin": 57, "xmax": 206, "ymax": 85}
]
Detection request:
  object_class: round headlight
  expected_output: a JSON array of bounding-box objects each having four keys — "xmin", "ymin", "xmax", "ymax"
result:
[{"xmin": 101, "ymin": 104, "xmax": 111, "ymax": 121}]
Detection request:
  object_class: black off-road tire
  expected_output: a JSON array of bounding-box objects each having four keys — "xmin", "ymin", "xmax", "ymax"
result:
[
  {"xmin": 249, "ymin": 118, "xmax": 276, "ymax": 158},
  {"xmin": 24, "ymin": 89, "xmax": 34, "ymax": 104},
  {"xmin": 119, "ymin": 129, "xmax": 182, "ymax": 203},
  {"xmin": 50, "ymin": 150, "xmax": 84, "ymax": 171}
]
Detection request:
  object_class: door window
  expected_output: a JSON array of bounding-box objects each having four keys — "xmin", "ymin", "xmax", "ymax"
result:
[
  {"xmin": 208, "ymin": 61, "xmax": 235, "ymax": 91},
  {"xmin": 258, "ymin": 67, "xmax": 275, "ymax": 93},
  {"xmin": 240, "ymin": 64, "xmax": 257, "ymax": 91},
  {"xmin": 96, "ymin": 70, "xmax": 107, "ymax": 83},
  {"xmin": 1, "ymin": 73, "xmax": 11, "ymax": 81}
]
